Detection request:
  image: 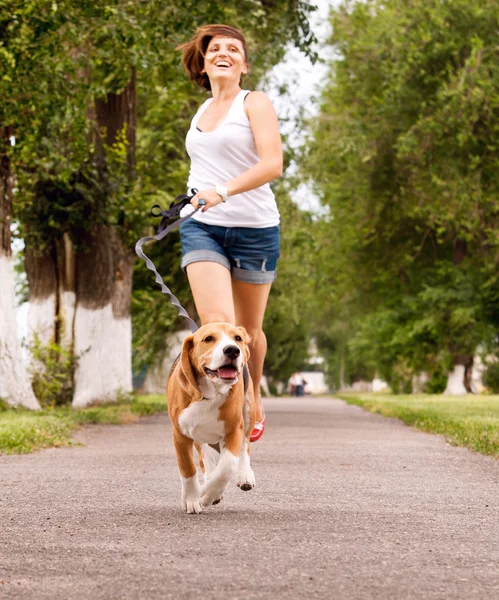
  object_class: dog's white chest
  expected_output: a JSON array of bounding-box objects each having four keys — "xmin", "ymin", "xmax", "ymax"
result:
[{"xmin": 178, "ymin": 399, "xmax": 225, "ymax": 444}]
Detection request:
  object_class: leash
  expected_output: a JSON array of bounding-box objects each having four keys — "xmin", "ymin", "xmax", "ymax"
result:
[{"xmin": 134, "ymin": 189, "xmax": 205, "ymax": 334}]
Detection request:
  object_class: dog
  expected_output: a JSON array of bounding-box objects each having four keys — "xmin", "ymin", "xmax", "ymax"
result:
[{"xmin": 167, "ymin": 322, "xmax": 257, "ymax": 514}]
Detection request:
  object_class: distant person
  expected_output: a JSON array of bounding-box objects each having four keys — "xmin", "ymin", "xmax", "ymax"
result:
[{"xmin": 289, "ymin": 371, "xmax": 306, "ymax": 397}]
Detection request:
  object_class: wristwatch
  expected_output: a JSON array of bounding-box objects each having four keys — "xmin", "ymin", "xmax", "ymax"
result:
[{"xmin": 215, "ymin": 185, "xmax": 228, "ymax": 203}]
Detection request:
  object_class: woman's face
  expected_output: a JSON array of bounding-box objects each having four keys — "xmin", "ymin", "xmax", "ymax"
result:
[{"xmin": 203, "ymin": 36, "xmax": 247, "ymax": 86}]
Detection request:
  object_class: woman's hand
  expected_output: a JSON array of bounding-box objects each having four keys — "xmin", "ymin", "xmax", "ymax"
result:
[{"xmin": 190, "ymin": 188, "xmax": 224, "ymax": 212}]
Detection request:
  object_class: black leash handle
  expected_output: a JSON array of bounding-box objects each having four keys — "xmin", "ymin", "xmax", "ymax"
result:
[
  {"xmin": 135, "ymin": 190, "xmax": 205, "ymax": 334},
  {"xmin": 150, "ymin": 190, "xmax": 198, "ymax": 234}
]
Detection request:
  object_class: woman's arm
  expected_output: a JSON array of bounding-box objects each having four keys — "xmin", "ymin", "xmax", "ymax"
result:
[
  {"xmin": 225, "ymin": 91, "xmax": 283, "ymax": 194},
  {"xmin": 191, "ymin": 91, "xmax": 283, "ymax": 211}
]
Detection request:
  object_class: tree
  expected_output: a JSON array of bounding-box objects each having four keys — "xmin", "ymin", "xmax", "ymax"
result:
[
  {"xmin": 305, "ymin": 0, "xmax": 499, "ymax": 394},
  {"xmin": 0, "ymin": 0, "xmax": 72, "ymax": 408}
]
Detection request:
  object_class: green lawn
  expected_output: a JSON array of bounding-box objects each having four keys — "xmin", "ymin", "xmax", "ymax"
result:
[
  {"xmin": 336, "ymin": 392, "xmax": 499, "ymax": 458},
  {"xmin": 0, "ymin": 395, "xmax": 168, "ymax": 455}
]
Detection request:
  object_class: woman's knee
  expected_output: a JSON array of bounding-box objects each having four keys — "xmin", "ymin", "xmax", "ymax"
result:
[{"xmin": 245, "ymin": 327, "xmax": 265, "ymax": 346}]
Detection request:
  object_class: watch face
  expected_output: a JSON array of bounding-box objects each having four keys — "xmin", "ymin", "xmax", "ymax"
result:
[{"xmin": 217, "ymin": 186, "xmax": 228, "ymax": 201}]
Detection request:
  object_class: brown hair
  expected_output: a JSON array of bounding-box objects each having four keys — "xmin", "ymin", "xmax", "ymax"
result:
[{"xmin": 177, "ymin": 24, "xmax": 248, "ymax": 91}]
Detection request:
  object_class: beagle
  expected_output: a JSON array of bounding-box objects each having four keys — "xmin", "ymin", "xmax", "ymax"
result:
[{"xmin": 167, "ymin": 322, "xmax": 257, "ymax": 514}]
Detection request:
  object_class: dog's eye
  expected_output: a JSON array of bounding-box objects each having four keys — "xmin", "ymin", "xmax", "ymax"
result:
[
  {"xmin": 235, "ymin": 335, "xmax": 242, "ymax": 341},
  {"xmin": 203, "ymin": 336, "xmax": 214, "ymax": 343}
]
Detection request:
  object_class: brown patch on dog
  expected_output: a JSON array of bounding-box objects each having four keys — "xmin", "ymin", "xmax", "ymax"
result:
[{"xmin": 172, "ymin": 427, "xmax": 197, "ymax": 479}]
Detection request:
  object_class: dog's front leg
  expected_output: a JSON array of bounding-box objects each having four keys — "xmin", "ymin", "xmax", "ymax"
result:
[
  {"xmin": 173, "ymin": 428, "xmax": 202, "ymax": 514},
  {"xmin": 236, "ymin": 436, "xmax": 256, "ymax": 491},
  {"xmin": 236, "ymin": 392, "xmax": 256, "ymax": 491},
  {"xmin": 201, "ymin": 428, "xmax": 242, "ymax": 508}
]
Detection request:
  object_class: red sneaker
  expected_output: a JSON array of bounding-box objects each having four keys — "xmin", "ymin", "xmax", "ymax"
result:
[{"xmin": 250, "ymin": 414, "xmax": 266, "ymax": 443}]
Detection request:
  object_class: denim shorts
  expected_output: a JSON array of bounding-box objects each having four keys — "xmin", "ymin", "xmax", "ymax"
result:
[{"xmin": 179, "ymin": 218, "xmax": 280, "ymax": 284}]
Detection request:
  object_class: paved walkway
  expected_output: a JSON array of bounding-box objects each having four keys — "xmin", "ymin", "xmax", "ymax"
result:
[{"xmin": 1, "ymin": 397, "xmax": 498, "ymax": 599}]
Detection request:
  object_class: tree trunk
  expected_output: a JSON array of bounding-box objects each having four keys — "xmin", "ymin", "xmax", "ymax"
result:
[
  {"xmin": 444, "ymin": 355, "xmax": 473, "ymax": 395},
  {"xmin": 25, "ymin": 241, "xmax": 57, "ymax": 344},
  {"xmin": 443, "ymin": 242, "xmax": 474, "ymax": 396},
  {"xmin": 21, "ymin": 70, "xmax": 137, "ymax": 408},
  {"xmin": 72, "ymin": 71, "xmax": 136, "ymax": 407},
  {"xmin": 0, "ymin": 127, "xmax": 40, "ymax": 409},
  {"xmin": 25, "ymin": 229, "xmax": 77, "ymax": 389},
  {"xmin": 140, "ymin": 329, "xmax": 191, "ymax": 394},
  {"xmin": 72, "ymin": 227, "xmax": 134, "ymax": 407},
  {"xmin": 339, "ymin": 350, "xmax": 346, "ymax": 390}
]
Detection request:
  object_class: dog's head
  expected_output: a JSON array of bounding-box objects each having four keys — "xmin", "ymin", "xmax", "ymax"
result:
[{"xmin": 179, "ymin": 323, "xmax": 250, "ymax": 397}]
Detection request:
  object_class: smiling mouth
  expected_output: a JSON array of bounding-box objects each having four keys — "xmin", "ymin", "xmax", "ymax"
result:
[{"xmin": 204, "ymin": 365, "xmax": 239, "ymax": 380}]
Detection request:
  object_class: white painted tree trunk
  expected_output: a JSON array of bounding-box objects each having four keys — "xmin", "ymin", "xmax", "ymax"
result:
[
  {"xmin": 140, "ymin": 329, "xmax": 190, "ymax": 394},
  {"xmin": 72, "ymin": 304, "xmax": 132, "ymax": 407},
  {"xmin": 59, "ymin": 290, "xmax": 76, "ymax": 349},
  {"xmin": 28, "ymin": 296, "xmax": 56, "ymax": 344},
  {"xmin": 412, "ymin": 371, "xmax": 429, "ymax": 394},
  {"xmin": 443, "ymin": 364, "xmax": 468, "ymax": 395},
  {"xmin": 0, "ymin": 255, "xmax": 40, "ymax": 409}
]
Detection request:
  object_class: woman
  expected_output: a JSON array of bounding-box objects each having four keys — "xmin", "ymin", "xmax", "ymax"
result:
[{"xmin": 178, "ymin": 24, "xmax": 282, "ymax": 441}]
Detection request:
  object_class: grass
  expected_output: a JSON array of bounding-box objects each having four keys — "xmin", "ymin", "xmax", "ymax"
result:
[
  {"xmin": 336, "ymin": 392, "xmax": 499, "ymax": 458},
  {"xmin": 0, "ymin": 395, "xmax": 168, "ymax": 455}
]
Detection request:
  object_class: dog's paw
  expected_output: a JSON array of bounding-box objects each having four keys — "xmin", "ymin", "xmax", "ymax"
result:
[
  {"xmin": 236, "ymin": 468, "xmax": 256, "ymax": 491},
  {"xmin": 181, "ymin": 475, "xmax": 202, "ymax": 514},
  {"xmin": 182, "ymin": 495, "xmax": 202, "ymax": 514},
  {"xmin": 201, "ymin": 482, "xmax": 227, "ymax": 508}
]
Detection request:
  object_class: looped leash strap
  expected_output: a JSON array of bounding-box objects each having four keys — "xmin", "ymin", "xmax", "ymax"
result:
[
  {"xmin": 135, "ymin": 190, "xmax": 203, "ymax": 334},
  {"xmin": 150, "ymin": 192, "xmax": 195, "ymax": 234}
]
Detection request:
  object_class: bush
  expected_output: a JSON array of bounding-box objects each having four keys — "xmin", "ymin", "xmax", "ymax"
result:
[
  {"xmin": 28, "ymin": 334, "xmax": 77, "ymax": 408},
  {"xmin": 425, "ymin": 367, "xmax": 448, "ymax": 394},
  {"xmin": 483, "ymin": 361, "xmax": 499, "ymax": 394}
]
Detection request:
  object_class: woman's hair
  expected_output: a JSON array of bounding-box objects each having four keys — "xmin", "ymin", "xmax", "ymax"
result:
[{"xmin": 178, "ymin": 24, "xmax": 248, "ymax": 91}]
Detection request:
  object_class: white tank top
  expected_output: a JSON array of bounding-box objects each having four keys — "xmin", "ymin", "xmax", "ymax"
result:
[{"xmin": 182, "ymin": 89, "xmax": 280, "ymax": 228}]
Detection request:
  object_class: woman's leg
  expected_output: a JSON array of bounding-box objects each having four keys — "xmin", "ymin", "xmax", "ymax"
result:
[
  {"xmin": 185, "ymin": 262, "xmax": 235, "ymax": 325},
  {"xmin": 232, "ymin": 280, "xmax": 272, "ymax": 422}
]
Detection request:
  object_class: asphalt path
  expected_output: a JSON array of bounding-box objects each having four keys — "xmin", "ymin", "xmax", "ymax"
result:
[{"xmin": 1, "ymin": 397, "xmax": 498, "ymax": 599}]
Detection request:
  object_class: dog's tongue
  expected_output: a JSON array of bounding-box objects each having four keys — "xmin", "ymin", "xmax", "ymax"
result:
[{"xmin": 217, "ymin": 365, "xmax": 238, "ymax": 379}]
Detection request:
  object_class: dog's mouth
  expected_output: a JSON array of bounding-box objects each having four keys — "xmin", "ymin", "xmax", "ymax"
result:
[{"xmin": 204, "ymin": 365, "xmax": 239, "ymax": 381}]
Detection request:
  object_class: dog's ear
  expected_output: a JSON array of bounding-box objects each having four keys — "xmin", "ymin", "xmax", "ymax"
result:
[
  {"xmin": 179, "ymin": 335, "xmax": 202, "ymax": 401},
  {"xmin": 236, "ymin": 326, "xmax": 251, "ymax": 363}
]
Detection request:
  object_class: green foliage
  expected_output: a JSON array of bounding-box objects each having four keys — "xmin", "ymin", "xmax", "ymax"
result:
[
  {"xmin": 28, "ymin": 334, "xmax": 76, "ymax": 408},
  {"xmin": 483, "ymin": 361, "xmax": 499, "ymax": 394},
  {"xmin": 263, "ymin": 182, "xmax": 320, "ymax": 384},
  {"xmin": 305, "ymin": 0, "xmax": 499, "ymax": 389},
  {"xmin": 425, "ymin": 367, "xmax": 448, "ymax": 395}
]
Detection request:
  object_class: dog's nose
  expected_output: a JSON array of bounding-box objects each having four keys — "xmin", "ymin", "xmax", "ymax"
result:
[{"xmin": 223, "ymin": 345, "xmax": 240, "ymax": 359}]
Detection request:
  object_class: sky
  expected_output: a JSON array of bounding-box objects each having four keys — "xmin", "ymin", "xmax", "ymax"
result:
[
  {"xmin": 266, "ymin": 0, "xmax": 334, "ymax": 136},
  {"xmin": 265, "ymin": 0, "xmax": 337, "ymax": 212}
]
